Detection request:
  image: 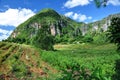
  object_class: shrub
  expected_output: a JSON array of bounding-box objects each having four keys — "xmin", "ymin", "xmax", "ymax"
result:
[
  {"xmin": 54, "ymin": 35, "xmax": 62, "ymax": 43},
  {"xmin": 12, "ymin": 61, "xmax": 29, "ymax": 78},
  {"xmin": 93, "ymin": 32, "xmax": 107, "ymax": 44},
  {"xmin": 82, "ymin": 36, "xmax": 93, "ymax": 42},
  {"xmin": 108, "ymin": 17, "xmax": 120, "ymax": 51},
  {"xmin": 32, "ymin": 25, "xmax": 54, "ymax": 50},
  {"xmin": 112, "ymin": 59, "xmax": 120, "ymax": 80}
]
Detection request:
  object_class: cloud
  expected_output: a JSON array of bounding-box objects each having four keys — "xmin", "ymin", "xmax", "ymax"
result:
[
  {"xmin": 0, "ymin": 8, "xmax": 35, "ymax": 27},
  {"xmin": 0, "ymin": 28, "xmax": 13, "ymax": 41},
  {"xmin": 0, "ymin": 34, "xmax": 8, "ymax": 41},
  {"xmin": 107, "ymin": 0, "xmax": 120, "ymax": 6},
  {"xmin": 64, "ymin": 12, "xmax": 73, "ymax": 17},
  {"xmin": 88, "ymin": 16, "xmax": 92, "ymax": 19},
  {"xmin": 64, "ymin": 12, "xmax": 92, "ymax": 22},
  {"xmin": 92, "ymin": 19, "xmax": 97, "ymax": 22},
  {"xmin": 64, "ymin": 0, "xmax": 92, "ymax": 8},
  {"xmin": 0, "ymin": 28, "xmax": 12, "ymax": 35}
]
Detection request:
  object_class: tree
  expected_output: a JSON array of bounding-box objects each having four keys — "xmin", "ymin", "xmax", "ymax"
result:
[
  {"xmin": 108, "ymin": 17, "xmax": 120, "ymax": 51},
  {"xmin": 94, "ymin": 0, "xmax": 108, "ymax": 8},
  {"xmin": 32, "ymin": 25, "xmax": 54, "ymax": 50}
]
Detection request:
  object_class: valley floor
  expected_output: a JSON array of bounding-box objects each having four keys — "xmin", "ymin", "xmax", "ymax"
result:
[
  {"xmin": 41, "ymin": 43, "xmax": 120, "ymax": 80},
  {"xmin": 0, "ymin": 42, "xmax": 120, "ymax": 80}
]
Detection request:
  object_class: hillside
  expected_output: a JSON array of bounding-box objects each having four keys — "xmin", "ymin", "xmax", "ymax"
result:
[
  {"xmin": 0, "ymin": 42, "xmax": 120, "ymax": 79},
  {"xmin": 9, "ymin": 8, "xmax": 82, "ymax": 44},
  {"xmin": 86, "ymin": 13, "xmax": 120, "ymax": 35},
  {"xmin": 8, "ymin": 8, "xmax": 120, "ymax": 45},
  {"xmin": 0, "ymin": 42, "xmax": 58, "ymax": 79}
]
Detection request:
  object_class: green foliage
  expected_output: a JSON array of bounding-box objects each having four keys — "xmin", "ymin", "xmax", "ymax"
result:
[
  {"xmin": 108, "ymin": 17, "xmax": 120, "ymax": 51},
  {"xmin": 112, "ymin": 59, "xmax": 120, "ymax": 80},
  {"xmin": 54, "ymin": 26, "xmax": 83, "ymax": 44},
  {"xmin": 59, "ymin": 64, "xmax": 93, "ymax": 80},
  {"xmin": 82, "ymin": 34, "xmax": 93, "ymax": 42},
  {"xmin": 32, "ymin": 25, "xmax": 54, "ymax": 50},
  {"xmin": 12, "ymin": 61, "xmax": 29, "ymax": 78},
  {"xmin": 93, "ymin": 32, "xmax": 107, "ymax": 44},
  {"xmin": 36, "ymin": 8, "xmax": 61, "ymax": 22},
  {"xmin": 68, "ymin": 38, "xmax": 77, "ymax": 44},
  {"xmin": 40, "ymin": 43, "xmax": 119, "ymax": 79},
  {"xmin": 60, "ymin": 65, "xmax": 110, "ymax": 80},
  {"xmin": 0, "ymin": 41, "xmax": 120, "ymax": 79},
  {"xmin": 54, "ymin": 35, "xmax": 68, "ymax": 43},
  {"xmin": 54, "ymin": 35, "xmax": 62, "ymax": 43},
  {"xmin": 94, "ymin": 0, "xmax": 101, "ymax": 8},
  {"xmin": 94, "ymin": 0, "xmax": 107, "ymax": 8},
  {"xmin": 7, "ymin": 37, "xmax": 26, "ymax": 44},
  {"xmin": 0, "ymin": 42, "xmax": 59, "ymax": 79},
  {"xmin": 8, "ymin": 8, "xmax": 85, "ymax": 45}
]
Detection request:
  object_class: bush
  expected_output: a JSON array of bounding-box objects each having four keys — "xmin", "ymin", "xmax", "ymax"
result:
[
  {"xmin": 6, "ymin": 37, "xmax": 26, "ymax": 44},
  {"xmin": 112, "ymin": 59, "xmax": 120, "ymax": 80},
  {"xmin": 54, "ymin": 35, "xmax": 62, "ymax": 43},
  {"xmin": 12, "ymin": 61, "xmax": 29, "ymax": 78},
  {"xmin": 32, "ymin": 25, "xmax": 54, "ymax": 50},
  {"xmin": 108, "ymin": 17, "xmax": 120, "ymax": 51},
  {"xmin": 82, "ymin": 36, "xmax": 93, "ymax": 42},
  {"xmin": 93, "ymin": 32, "xmax": 107, "ymax": 44}
]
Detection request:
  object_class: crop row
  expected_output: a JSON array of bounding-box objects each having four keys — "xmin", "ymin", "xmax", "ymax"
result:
[{"xmin": 40, "ymin": 43, "xmax": 120, "ymax": 80}]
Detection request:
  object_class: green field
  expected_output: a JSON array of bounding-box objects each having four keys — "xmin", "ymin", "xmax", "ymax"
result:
[
  {"xmin": 41, "ymin": 43, "xmax": 120, "ymax": 80},
  {"xmin": 0, "ymin": 42, "xmax": 120, "ymax": 80},
  {"xmin": 0, "ymin": 42, "xmax": 58, "ymax": 80}
]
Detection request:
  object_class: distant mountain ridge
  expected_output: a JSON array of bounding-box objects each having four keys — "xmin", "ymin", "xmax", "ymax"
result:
[
  {"xmin": 86, "ymin": 13, "xmax": 120, "ymax": 35},
  {"xmin": 9, "ymin": 8, "xmax": 120, "ymax": 43}
]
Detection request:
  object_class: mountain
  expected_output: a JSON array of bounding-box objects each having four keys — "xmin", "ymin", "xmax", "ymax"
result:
[
  {"xmin": 9, "ymin": 8, "xmax": 83, "ymax": 43},
  {"xmin": 85, "ymin": 13, "xmax": 120, "ymax": 35},
  {"xmin": 8, "ymin": 8, "xmax": 120, "ymax": 44}
]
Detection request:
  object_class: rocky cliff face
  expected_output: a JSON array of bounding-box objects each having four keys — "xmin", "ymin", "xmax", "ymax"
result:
[
  {"xmin": 9, "ymin": 8, "xmax": 82, "ymax": 43},
  {"xmin": 9, "ymin": 8, "xmax": 120, "ymax": 43},
  {"xmin": 85, "ymin": 13, "xmax": 120, "ymax": 35}
]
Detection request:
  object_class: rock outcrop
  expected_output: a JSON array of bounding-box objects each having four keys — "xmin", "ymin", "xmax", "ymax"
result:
[{"xmin": 9, "ymin": 8, "xmax": 120, "ymax": 43}]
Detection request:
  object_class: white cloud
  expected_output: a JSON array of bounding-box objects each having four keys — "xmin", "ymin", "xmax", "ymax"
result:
[
  {"xmin": 107, "ymin": 0, "xmax": 120, "ymax": 6},
  {"xmin": 88, "ymin": 16, "xmax": 92, "ymax": 19},
  {"xmin": 0, "ymin": 28, "xmax": 13, "ymax": 41},
  {"xmin": 0, "ymin": 28, "xmax": 12, "ymax": 35},
  {"xmin": 64, "ymin": 12, "xmax": 73, "ymax": 17},
  {"xmin": 77, "ymin": 14, "xmax": 87, "ymax": 21},
  {"xmin": 64, "ymin": 12, "xmax": 92, "ymax": 22},
  {"xmin": 73, "ymin": 13, "xmax": 79, "ymax": 20},
  {"xmin": 93, "ymin": 20, "xmax": 97, "ymax": 22},
  {"xmin": 0, "ymin": 34, "xmax": 8, "ymax": 41},
  {"xmin": 64, "ymin": 0, "xmax": 92, "ymax": 8},
  {"xmin": 0, "ymin": 8, "xmax": 35, "ymax": 27}
]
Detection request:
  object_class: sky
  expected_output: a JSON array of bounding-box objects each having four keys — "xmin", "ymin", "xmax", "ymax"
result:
[{"xmin": 0, "ymin": 0, "xmax": 120, "ymax": 41}]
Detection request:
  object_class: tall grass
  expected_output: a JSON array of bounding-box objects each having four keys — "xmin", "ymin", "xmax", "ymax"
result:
[{"xmin": 40, "ymin": 43, "xmax": 120, "ymax": 79}]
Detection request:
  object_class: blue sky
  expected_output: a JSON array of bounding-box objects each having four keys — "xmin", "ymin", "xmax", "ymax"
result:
[{"xmin": 0, "ymin": 0, "xmax": 120, "ymax": 41}]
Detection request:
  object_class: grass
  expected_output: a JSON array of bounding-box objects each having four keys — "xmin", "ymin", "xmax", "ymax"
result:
[
  {"xmin": 0, "ymin": 42, "xmax": 120, "ymax": 79},
  {"xmin": 40, "ymin": 43, "xmax": 120, "ymax": 79},
  {"xmin": 0, "ymin": 42, "xmax": 59, "ymax": 80}
]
